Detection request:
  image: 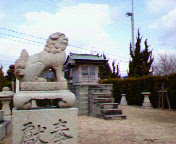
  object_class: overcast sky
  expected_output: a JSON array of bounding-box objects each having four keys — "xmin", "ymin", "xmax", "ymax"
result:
[{"xmin": 0, "ymin": 0, "xmax": 176, "ymax": 76}]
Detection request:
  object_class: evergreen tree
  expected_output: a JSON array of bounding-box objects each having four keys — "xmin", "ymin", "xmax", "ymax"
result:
[
  {"xmin": 128, "ymin": 30, "xmax": 154, "ymax": 77},
  {"xmin": 111, "ymin": 61, "xmax": 120, "ymax": 78},
  {"xmin": 99, "ymin": 54, "xmax": 112, "ymax": 79},
  {"xmin": 99, "ymin": 54, "xmax": 120, "ymax": 79},
  {"xmin": 6, "ymin": 65, "xmax": 16, "ymax": 81}
]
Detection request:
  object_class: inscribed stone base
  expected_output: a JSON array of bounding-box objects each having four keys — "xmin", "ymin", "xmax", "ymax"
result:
[{"xmin": 12, "ymin": 108, "xmax": 78, "ymax": 144}]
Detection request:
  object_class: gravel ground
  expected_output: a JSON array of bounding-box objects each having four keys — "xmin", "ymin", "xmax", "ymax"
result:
[
  {"xmin": 1, "ymin": 106, "xmax": 176, "ymax": 144},
  {"xmin": 79, "ymin": 106, "xmax": 176, "ymax": 144}
]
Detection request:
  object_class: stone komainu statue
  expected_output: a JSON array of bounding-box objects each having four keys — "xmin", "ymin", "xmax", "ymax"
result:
[
  {"xmin": 15, "ymin": 32, "xmax": 68, "ymax": 82},
  {"xmin": 14, "ymin": 32, "xmax": 76, "ymax": 110}
]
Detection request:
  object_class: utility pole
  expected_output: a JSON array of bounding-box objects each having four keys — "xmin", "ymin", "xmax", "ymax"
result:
[{"xmin": 126, "ymin": 0, "xmax": 135, "ymax": 50}]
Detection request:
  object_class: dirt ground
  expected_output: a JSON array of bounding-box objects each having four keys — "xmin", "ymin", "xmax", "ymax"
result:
[{"xmin": 1, "ymin": 106, "xmax": 176, "ymax": 144}]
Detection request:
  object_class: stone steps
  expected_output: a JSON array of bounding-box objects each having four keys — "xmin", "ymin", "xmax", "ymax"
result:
[
  {"xmin": 103, "ymin": 114, "xmax": 127, "ymax": 120},
  {"xmin": 94, "ymin": 97, "xmax": 126, "ymax": 120},
  {"xmin": 101, "ymin": 109, "xmax": 122, "ymax": 115},
  {"xmin": 90, "ymin": 93, "xmax": 112, "ymax": 95},
  {"xmin": 94, "ymin": 98, "xmax": 113, "ymax": 103},
  {"xmin": 96, "ymin": 95, "xmax": 112, "ymax": 98},
  {"xmin": 99, "ymin": 103, "xmax": 119, "ymax": 108}
]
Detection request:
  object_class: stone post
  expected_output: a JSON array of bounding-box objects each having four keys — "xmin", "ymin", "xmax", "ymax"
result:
[
  {"xmin": 16, "ymin": 79, "xmax": 20, "ymax": 93},
  {"xmin": 2, "ymin": 101, "xmax": 11, "ymax": 116},
  {"xmin": 74, "ymin": 84, "xmax": 89, "ymax": 115},
  {"xmin": 141, "ymin": 92, "xmax": 152, "ymax": 108},
  {"xmin": 120, "ymin": 94, "xmax": 127, "ymax": 105},
  {"xmin": 0, "ymin": 87, "xmax": 14, "ymax": 120}
]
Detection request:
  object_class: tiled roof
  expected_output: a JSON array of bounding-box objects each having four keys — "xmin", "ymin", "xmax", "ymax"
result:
[{"xmin": 69, "ymin": 53, "xmax": 105, "ymax": 61}]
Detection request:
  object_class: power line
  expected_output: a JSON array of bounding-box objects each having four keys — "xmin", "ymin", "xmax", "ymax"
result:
[
  {"xmin": 0, "ymin": 36, "xmax": 129, "ymax": 63},
  {"xmin": 0, "ymin": 32, "xmax": 44, "ymax": 45},
  {"xmin": 0, "ymin": 27, "xmax": 128, "ymax": 53},
  {"xmin": 0, "ymin": 36, "xmax": 43, "ymax": 47},
  {"xmin": 0, "ymin": 27, "xmax": 130, "ymax": 63},
  {"xmin": 0, "ymin": 27, "xmax": 46, "ymax": 40}
]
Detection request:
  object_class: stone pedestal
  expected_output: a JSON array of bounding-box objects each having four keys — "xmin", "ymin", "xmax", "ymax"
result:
[
  {"xmin": 0, "ymin": 87, "xmax": 13, "ymax": 120},
  {"xmin": 141, "ymin": 92, "xmax": 152, "ymax": 108},
  {"xmin": 120, "ymin": 94, "xmax": 127, "ymax": 105},
  {"xmin": 13, "ymin": 108, "xmax": 78, "ymax": 144},
  {"xmin": 2, "ymin": 101, "xmax": 11, "ymax": 116}
]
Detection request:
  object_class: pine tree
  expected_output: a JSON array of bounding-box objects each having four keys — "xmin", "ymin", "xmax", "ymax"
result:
[
  {"xmin": 99, "ymin": 54, "xmax": 120, "ymax": 79},
  {"xmin": 99, "ymin": 54, "xmax": 112, "ymax": 79},
  {"xmin": 128, "ymin": 30, "xmax": 154, "ymax": 77},
  {"xmin": 111, "ymin": 61, "xmax": 120, "ymax": 78},
  {"xmin": 6, "ymin": 65, "xmax": 15, "ymax": 81}
]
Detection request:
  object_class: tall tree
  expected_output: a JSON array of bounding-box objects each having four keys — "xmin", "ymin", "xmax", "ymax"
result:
[
  {"xmin": 99, "ymin": 54, "xmax": 120, "ymax": 79},
  {"xmin": 111, "ymin": 61, "xmax": 120, "ymax": 78},
  {"xmin": 128, "ymin": 30, "xmax": 154, "ymax": 77},
  {"xmin": 153, "ymin": 54, "xmax": 176, "ymax": 76},
  {"xmin": 99, "ymin": 54, "xmax": 112, "ymax": 79},
  {"xmin": 6, "ymin": 65, "xmax": 16, "ymax": 81}
]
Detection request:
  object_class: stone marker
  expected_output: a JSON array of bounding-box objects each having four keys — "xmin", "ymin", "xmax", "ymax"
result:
[
  {"xmin": 120, "ymin": 94, "xmax": 127, "ymax": 105},
  {"xmin": 141, "ymin": 92, "xmax": 152, "ymax": 108},
  {"xmin": 13, "ymin": 32, "xmax": 78, "ymax": 144},
  {"xmin": 13, "ymin": 108, "xmax": 78, "ymax": 144},
  {"xmin": 0, "ymin": 87, "xmax": 14, "ymax": 120}
]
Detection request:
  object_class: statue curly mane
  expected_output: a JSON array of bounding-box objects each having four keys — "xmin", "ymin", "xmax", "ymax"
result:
[
  {"xmin": 15, "ymin": 32, "xmax": 68, "ymax": 82},
  {"xmin": 44, "ymin": 32, "xmax": 68, "ymax": 54}
]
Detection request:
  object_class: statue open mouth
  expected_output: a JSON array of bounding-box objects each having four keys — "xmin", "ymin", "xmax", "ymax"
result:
[{"xmin": 14, "ymin": 32, "xmax": 76, "ymax": 110}]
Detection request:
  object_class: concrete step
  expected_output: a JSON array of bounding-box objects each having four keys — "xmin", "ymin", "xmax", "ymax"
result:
[
  {"xmin": 95, "ymin": 99, "xmax": 113, "ymax": 103},
  {"xmin": 95, "ymin": 97, "xmax": 113, "ymax": 99},
  {"xmin": 103, "ymin": 114, "xmax": 127, "ymax": 120},
  {"xmin": 101, "ymin": 109, "xmax": 122, "ymax": 115},
  {"xmin": 89, "ymin": 87, "xmax": 111, "ymax": 90},
  {"xmin": 96, "ymin": 95, "xmax": 112, "ymax": 98},
  {"xmin": 99, "ymin": 103, "xmax": 119, "ymax": 105},
  {"xmin": 90, "ymin": 93, "xmax": 112, "ymax": 95},
  {"xmin": 99, "ymin": 103, "xmax": 119, "ymax": 108}
]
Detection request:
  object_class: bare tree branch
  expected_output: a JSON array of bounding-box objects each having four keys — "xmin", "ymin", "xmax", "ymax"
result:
[{"xmin": 152, "ymin": 54, "xmax": 176, "ymax": 76}]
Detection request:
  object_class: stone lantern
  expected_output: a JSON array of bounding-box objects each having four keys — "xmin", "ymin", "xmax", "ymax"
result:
[{"xmin": 0, "ymin": 87, "xmax": 14, "ymax": 119}]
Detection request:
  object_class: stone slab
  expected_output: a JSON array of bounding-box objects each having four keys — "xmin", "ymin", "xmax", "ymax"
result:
[
  {"xmin": 0, "ymin": 122, "xmax": 6, "ymax": 140},
  {"xmin": 0, "ymin": 110, "xmax": 4, "ymax": 122},
  {"xmin": 12, "ymin": 108, "xmax": 78, "ymax": 144},
  {"xmin": 20, "ymin": 82, "xmax": 68, "ymax": 91}
]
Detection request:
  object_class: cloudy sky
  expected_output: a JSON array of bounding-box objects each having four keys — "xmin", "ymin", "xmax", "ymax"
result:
[{"xmin": 0, "ymin": 0, "xmax": 176, "ymax": 76}]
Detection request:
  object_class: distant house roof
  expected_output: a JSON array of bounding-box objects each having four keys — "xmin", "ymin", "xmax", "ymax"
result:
[
  {"xmin": 64, "ymin": 53, "xmax": 108, "ymax": 67},
  {"xmin": 69, "ymin": 53, "xmax": 106, "ymax": 61}
]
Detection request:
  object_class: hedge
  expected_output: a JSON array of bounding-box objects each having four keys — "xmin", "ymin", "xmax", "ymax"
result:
[{"xmin": 101, "ymin": 73, "xmax": 176, "ymax": 109}]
